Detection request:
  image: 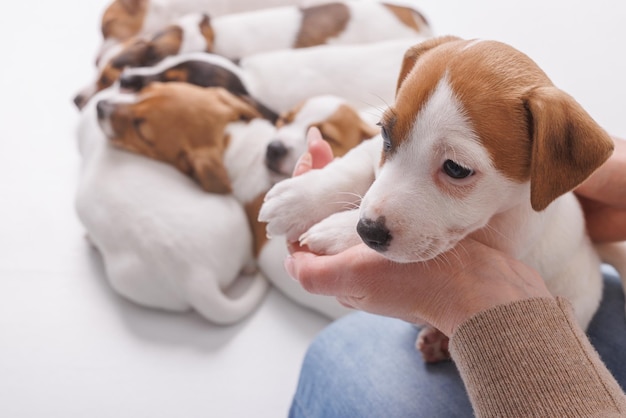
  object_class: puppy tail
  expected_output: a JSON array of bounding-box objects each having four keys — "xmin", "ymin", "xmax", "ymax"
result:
[
  {"xmin": 595, "ymin": 241, "xmax": 626, "ymax": 315},
  {"xmin": 184, "ymin": 269, "xmax": 270, "ymax": 325}
]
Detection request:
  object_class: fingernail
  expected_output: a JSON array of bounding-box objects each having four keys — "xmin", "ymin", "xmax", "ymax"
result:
[
  {"xmin": 284, "ymin": 256, "xmax": 297, "ymax": 280},
  {"xmin": 293, "ymin": 152, "xmax": 312, "ymax": 176}
]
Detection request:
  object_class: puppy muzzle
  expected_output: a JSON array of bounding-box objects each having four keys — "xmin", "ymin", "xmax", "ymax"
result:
[
  {"xmin": 265, "ymin": 140, "xmax": 289, "ymax": 174},
  {"xmin": 357, "ymin": 216, "xmax": 391, "ymax": 252}
]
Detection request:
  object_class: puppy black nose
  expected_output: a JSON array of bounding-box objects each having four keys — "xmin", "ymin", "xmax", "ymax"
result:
[
  {"xmin": 265, "ymin": 140, "xmax": 288, "ymax": 172},
  {"xmin": 73, "ymin": 93, "xmax": 86, "ymax": 110},
  {"xmin": 96, "ymin": 100, "xmax": 111, "ymax": 120},
  {"xmin": 357, "ymin": 216, "xmax": 391, "ymax": 252},
  {"xmin": 119, "ymin": 73, "xmax": 145, "ymax": 91}
]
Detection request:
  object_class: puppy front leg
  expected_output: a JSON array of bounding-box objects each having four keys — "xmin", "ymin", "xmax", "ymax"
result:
[
  {"xmin": 259, "ymin": 136, "xmax": 382, "ymax": 242},
  {"xmin": 300, "ymin": 209, "xmax": 362, "ymax": 255}
]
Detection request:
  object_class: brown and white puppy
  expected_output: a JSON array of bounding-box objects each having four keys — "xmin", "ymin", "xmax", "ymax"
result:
[
  {"xmin": 99, "ymin": 0, "xmax": 301, "ymax": 54},
  {"xmin": 76, "ymin": 85, "xmax": 269, "ymax": 324},
  {"xmin": 149, "ymin": 2, "xmax": 430, "ymax": 61},
  {"xmin": 260, "ymin": 36, "xmax": 626, "ymax": 361},
  {"xmin": 266, "ymin": 95, "xmax": 380, "ymax": 177}
]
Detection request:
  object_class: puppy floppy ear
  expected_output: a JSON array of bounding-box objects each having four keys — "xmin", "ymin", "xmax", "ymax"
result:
[
  {"xmin": 524, "ymin": 86, "xmax": 614, "ymax": 211},
  {"xmin": 111, "ymin": 39, "xmax": 150, "ymax": 68},
  {"xmin": 396, "ymin": 35, "xmax": 461, "ymax": 93},
  {"xmin": 178, "ymin": 147, "xmax": 232, "ymax": 194}
]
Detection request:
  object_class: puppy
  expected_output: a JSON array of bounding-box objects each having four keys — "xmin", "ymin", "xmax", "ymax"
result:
[
  {"xmin": 97, "ymin": 83, "xmax": 363, "ymax": 318},
  {"xmin": 109, "ymin": 37, "xmax": 424, "ymax": 116},
  {"xmin": 266, "ymin": 94, "xmax": 380, "ymax": 177},
  {"xmin": 260, "ymin": 36, "xmax": 626, "ymax": 361},
  {"xmin": 148, "ymin": 2, "xmax": 430, "ymax": 61},
  {"xmin": 99, "ymin": 0, "xmax": 301, "ymax": 54},
  {"xmin": 76, "ymin": 86, "xmax": 269, "ymax": 324}
]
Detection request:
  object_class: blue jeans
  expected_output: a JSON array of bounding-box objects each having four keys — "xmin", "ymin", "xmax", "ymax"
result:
[{"xmin": 290, "ymin": 271, "xmax": 626, "ymax": 418}]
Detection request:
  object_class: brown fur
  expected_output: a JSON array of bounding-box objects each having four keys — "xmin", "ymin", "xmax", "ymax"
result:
[
  {"xmin": 245, "ymin": 193, "xmax": 270, "ymax": 257},
  {"xmin": 102, "ymin": 82, "xmax": 262, "ymax": 193},
  {"xmin": 276, "ymin": 102, "xmax": 378, "ymax": 158},
  {"xmin": 383, "ymin": 3, "xmax": 429, "ymax": 33},
  {"xmin": 294, "ymin": 2, "xmax": 350, "ymax": 48},
  {"xmin": 313, "ymin": 104, "xmax": 380, "ymax": 157},
  {"xmin": 97, "ymin": 38, "xmax": 151, "ymax": 92},
  {"xmin": 386, "ymin": 36, "xmax": 614, "ymax": 210},
  {"xmin": 145, "ymin": 26, "xmax": 183, "ymax": 66},
  {"xmin": 101, "ymin": 0, "xmax": 148, "ymax": 41}
]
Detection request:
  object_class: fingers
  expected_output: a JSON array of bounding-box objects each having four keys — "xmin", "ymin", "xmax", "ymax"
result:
[
  {"xmin": 291, "ymin": 127, "xmax": 335, "ymax": 176},
  {"xmin": 581, "ymin": 200, "xmax": 626, "ymax": 242},
  {"xmin": 306, "ymin": 127, "xmax": 334, "ymax": 169},
  {"xmin": 292, "ymin": 152, "xmax": 312, "ymax": 177}
]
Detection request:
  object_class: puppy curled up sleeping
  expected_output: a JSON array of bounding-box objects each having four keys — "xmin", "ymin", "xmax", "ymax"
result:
[
  {"xmin": 259, "ymin": 36, "xmax": 626, "ymax": 362},
  {"xmin": 76, "ymin": 85, "xmax": 269, "ymax": 324}
]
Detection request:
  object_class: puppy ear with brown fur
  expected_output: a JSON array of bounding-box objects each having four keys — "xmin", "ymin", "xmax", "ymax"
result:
[
  {"xmin": 178, "ymin": 147, "xmax": 232, "ymax": 194},
  {"xmin": 524, "ymin": 86, "xmax": 614, "ymax": 211},
  {"xmin": 111, "ymin": 39, "xmax": 151, "ymax": 68},
  {"xmin": 396, "ymin": 35, "xmax": 461, "ymax": 93},
  {"xmin": 146, "ymin": 26, "xmax": 183, "ymax": 66}
]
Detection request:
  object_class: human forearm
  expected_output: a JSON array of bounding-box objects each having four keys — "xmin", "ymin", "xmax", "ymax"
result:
[{"xmin": 450, "ymin": 297, "xmax": 626, "ymax": 417}]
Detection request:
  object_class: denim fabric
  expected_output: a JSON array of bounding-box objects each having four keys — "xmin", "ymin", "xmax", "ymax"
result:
[{"xmin": 290, "ymin": 272, "xmax": 626, "ymax": 417}]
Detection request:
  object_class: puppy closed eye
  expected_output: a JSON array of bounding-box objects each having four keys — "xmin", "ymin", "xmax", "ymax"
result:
[{"xmin": 443, "ymin": 159, "xmax": 474, "ymax": 179}]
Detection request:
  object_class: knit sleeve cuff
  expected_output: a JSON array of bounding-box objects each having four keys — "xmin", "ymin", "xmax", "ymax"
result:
[{"xmin": 449, "ymin": 297, "xmax": 626, "ymax": 417}]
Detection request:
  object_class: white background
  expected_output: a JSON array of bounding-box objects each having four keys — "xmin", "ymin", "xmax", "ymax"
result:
[{"xmin": 0, "ymin": 1, "xmax": 624, "ymax": 417}]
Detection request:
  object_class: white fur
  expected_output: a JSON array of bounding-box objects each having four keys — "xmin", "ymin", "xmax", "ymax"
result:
[
  {"xmin": 75, "ymin": 87, "xmax": 269, "ymax": 324},
  {"xmin": 207, "ymin": 1, "xmax": 430, "ymax": 60},
  {"xmin": 260, "ymin": 75, "xmax": 625, "ymax": 330},
  {"xmin": 240, "ymin": 37, "xmax": 426, "ymax": 113}
]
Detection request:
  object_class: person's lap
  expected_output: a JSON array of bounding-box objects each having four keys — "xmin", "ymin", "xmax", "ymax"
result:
[{"xmin": 290, "ymin": 272, "xmax": 626, "ymax": 417}]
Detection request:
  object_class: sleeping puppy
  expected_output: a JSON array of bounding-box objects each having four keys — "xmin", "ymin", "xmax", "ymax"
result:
[
  {"xmin": 75, "ymin": 86, "xmax": 269, "ymax": 324},
  {"xmin": 109, "ymin": 37, "xmax": 424, "ymax": 116},
  {"xmin": 266, "ymin": 95, "xmax": 380, "ymax": 177},
  {"xmin": 98, "ymin": 0, "xmax": 301, "ymax": 60},
  {"xmin": 259, "ymin": 36, "xmax": 626, "ymax": 361},
  {"xmin": 146, "ymin": 2, "xmax": 430, "ymax": 61}
]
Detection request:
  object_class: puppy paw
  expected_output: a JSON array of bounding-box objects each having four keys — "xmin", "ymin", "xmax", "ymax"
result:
[
  {"xmin": 259, "ymin": 170, "xmax": 355, "ymax": 242},
  {"xmin": 300, "ymin": 210, "xmax": 362, "ymax": 254},
  {"xmin": 416, "ymin": 326, "xmax": 451, "ymax": 363}
]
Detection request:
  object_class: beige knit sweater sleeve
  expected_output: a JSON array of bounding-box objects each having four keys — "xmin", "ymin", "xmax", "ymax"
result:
[{"xmin": 449, "ymin": 297, "xmax": 626, "ymax": 417}]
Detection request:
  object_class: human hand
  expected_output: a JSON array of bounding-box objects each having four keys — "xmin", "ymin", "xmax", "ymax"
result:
[
  {"xmin": 285, "ymin": 128, "xmax": 551, "ymax": 336},
  {"xmin": 575, "ymin": 136, "xmax": 626, "ymax": 242}
]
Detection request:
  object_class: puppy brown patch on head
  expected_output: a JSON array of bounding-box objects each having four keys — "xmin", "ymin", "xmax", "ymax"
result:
[
  {"xmin": 390, "ymin": 36, "xmax": 614, "ymax": 211},
  {"xmin": 101, "ymin": 82, "xmax": 262, "ymax": 193},
  {"xmin": 146, "ymin": 26, "xmax": 184, "ymax": 66},
  {"xmin": 314, "ymin": 104, "xmax": 379, "ymax": 157},
  {"xmin": 383, "ymin": 3, "xmax": 430, "ymax": 33},
  {"xmin": 101, "ymin": 0, "xmax": 149, "ymax": 41},
  {"xmin": 294, "ymin": 2, "xmax": 350, "ymax": 48},
  {"xmin": 97, "ymin": 38, "xmax": 151, "ymax": 91}
]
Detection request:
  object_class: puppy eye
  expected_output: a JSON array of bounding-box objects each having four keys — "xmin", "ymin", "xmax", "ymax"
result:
[
  {"xmin": 443, "ymin": 159, "xmax": 474, "ymax": 179},
  {"xmin": 377, "ymin": 122, "xmax": 392, "ymax": 152}
]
